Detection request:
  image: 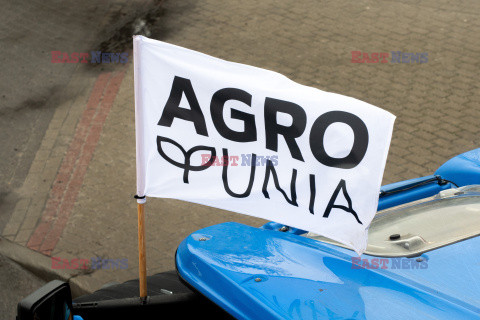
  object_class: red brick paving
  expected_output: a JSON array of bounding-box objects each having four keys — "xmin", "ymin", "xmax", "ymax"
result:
[{"xmin": 27, "ymin": 71, "xmax": 126, "ymax": 255}]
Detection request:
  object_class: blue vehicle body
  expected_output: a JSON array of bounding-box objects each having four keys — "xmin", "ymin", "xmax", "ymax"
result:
[
  {"xmin": 18, "ymin": 149, "xmax": 480, "ymax": 319},
  {"xmin": 176, "ymin": 148, "xmax": 480, "ymax": 319}
]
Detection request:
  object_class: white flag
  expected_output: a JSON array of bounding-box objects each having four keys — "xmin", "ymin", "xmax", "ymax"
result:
[{"xmin": 133, "ymin": 35, "xmax": 395, "ymax": 254}]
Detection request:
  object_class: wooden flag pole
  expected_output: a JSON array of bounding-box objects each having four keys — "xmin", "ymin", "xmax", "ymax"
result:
[{"xmin": 136, "ymin": 196, "xmax": 147, "ymax": 298}]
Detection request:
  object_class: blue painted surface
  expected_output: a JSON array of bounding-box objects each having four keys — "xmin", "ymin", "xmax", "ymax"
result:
[
  {"xmin": 377, "ymin": 175, "xmax": 453, "ymax": 210},
  {"xmin": 436, "ymin": 148, "xmax": 480, "ymax": 186},
  {"xmin": 176, "ymin": 149, "xmax": 480, "ymax": 319},
  {"xmin": 176, "ymin": 222, "xmax": 480, "ymax": 319},
  {"xmin": 260, "ymin": 221, "xmax": 306, "ymax": 235}
]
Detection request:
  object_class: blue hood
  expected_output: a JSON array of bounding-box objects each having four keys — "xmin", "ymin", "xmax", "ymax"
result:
[{"xmin": 176, "ymin": 222, "xmax": 480, "ymax": 319}]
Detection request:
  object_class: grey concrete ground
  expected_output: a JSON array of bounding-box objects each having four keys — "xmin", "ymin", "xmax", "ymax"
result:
[
  {"xmin": 0, "ymin": 0, "xmax": 161, "ymax": 315},
  {"xmin": 0, "ymin": 0, "xmax": 161, "ymax": 232},
  {"xmin": 0, "ymin": 255, "xmax": 45, "ymax": 319},
  {"xmin": 1, "ymin": 0, "xmax": 479, "ymax": 316}
]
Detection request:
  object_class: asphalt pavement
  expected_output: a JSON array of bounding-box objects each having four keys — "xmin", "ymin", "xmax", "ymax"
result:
[
  {"xmin": 0, "ymin": 0, "xmax": 163, "ymax": 232},
  {"xmin": 0, "ymin": 254, "xmax": 46, "ymax": 319}
]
